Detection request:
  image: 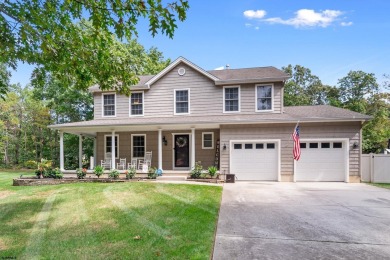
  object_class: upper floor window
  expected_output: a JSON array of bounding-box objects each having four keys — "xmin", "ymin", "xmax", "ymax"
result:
[
  {"xmin": 224, "ymin": 86, "xmax": 240, "ymax": 113},
  {"xmin": 130, "ymin": 92, "xmax": 144, "ymax": 116},
  {"xmin": 174, "ymin": 89, "xmax": 190, "ymax": 114},
  {"xmin": 256, "ymin": 85, "xmax": 273, "ymax": 111},
  {"xmin": 103, "ymin": 93, "xmax": 116, "ymax": 117}
]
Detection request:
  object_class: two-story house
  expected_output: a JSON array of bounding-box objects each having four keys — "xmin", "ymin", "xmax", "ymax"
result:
[{"xmin": 49, "ymin": 57, "xmax": 371, "ymax": 182}]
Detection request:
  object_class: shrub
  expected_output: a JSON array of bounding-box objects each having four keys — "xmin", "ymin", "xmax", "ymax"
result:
[
  {"xmin": 94, "ymin": 165, "xmax": 104, "ymax": 178},
  {"xmin": 126, "ymin": 166, "xmax": 137, "ymax": 179},
  {"xmin": 190, "ymin": 161, "xmax": 203, "ymax": 179},
  {"xmin": 109, "ymin": 169, "xmax": 120, "ymax": 179},
  {"xmin": 52, "ymin": 168, "xmax": 63, "ymax": 179},
  {"xmin": 35, "ymin": 167, "xmax": 44, "ymax": 178},
  {"xmin": 208, "ymin": 166, "xmax": 218, "ymax": 177},
  {"xmin": 24, "ymin": 160, "xmax": 37, "ymax": 169},
  {"xmin": 76, "ymin": 168, "xmax": 87, "ymax": 179},
  {"xmin": 148, "ymin": 167, "xmax": 157, "ymax": 179}
]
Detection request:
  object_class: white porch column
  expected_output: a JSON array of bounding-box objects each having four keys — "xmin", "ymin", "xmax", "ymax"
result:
[
  {"xmin": 191, "ymin": 128, "xmax": 195, "ymax": 169},
  {"xmin": 158, "ymin": 129, "xmax": 162, "ymax": 170},
  {"xmin": 111, "ymin": 130, "xmax": 116, "ymax": 169},
  {"xmin": 93, "ymin": 137, "xmax": 97, "ymax": 167},
  {"xmin": 79, "ymin": 135, "xmax": 83, "ymax": 169},
  {"xmin": 59, "ymin": 131, "xmax": 64, "ymax": 171}
]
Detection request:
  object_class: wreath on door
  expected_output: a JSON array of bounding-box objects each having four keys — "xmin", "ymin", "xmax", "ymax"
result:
[{"xmin": 176, "ymin": 137, "xmax": 188, "ymax": 148}]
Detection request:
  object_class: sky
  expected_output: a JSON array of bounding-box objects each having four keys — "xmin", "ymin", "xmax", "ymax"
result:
[{"xmin": 10, "ymin": 0, "xmax": 390, "ymax": 88}]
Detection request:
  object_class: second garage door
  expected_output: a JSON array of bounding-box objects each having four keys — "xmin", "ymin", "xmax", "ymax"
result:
[
  {"xmin": 295, "ymin": 140, "xmax": 347, "ymax": 182},
  {"xmin": 230, "ymin": 141, "xmax": 279, "ymax": 181}
]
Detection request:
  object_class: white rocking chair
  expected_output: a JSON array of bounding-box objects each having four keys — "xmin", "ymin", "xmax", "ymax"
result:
[
  {"xmin": 117, "ymin": 158, "xmax": 126, "ymax": 170},
  {"xmin": 101, "ymin": 159, "xmax": 112, "ymax": 170}
]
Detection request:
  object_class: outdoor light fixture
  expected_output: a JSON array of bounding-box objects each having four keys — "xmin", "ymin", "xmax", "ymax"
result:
[
  {"xmin": 353, "ymin": 142, "xmax": 359, "ymax": 149},
  {"xmin": 223, "ymin": 143, "xmax": 227, "ymax": 150},
  {"xmin": 162, "ymin": 136, "xmax": 168, "ymax": 146}
]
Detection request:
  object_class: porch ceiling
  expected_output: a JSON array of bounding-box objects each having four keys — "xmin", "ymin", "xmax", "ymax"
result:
[{"xmin": 51, "ymin": 123, "xmax": 221, "ymax": 135}]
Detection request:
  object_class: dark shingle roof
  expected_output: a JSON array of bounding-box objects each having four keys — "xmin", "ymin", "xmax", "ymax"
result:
[
  {"xmin": 49, "ymin": 105, "xmax": 371, "ymax": 130},
  {"xmin": 208, "ymin": 66, "xmax": 289, "ymax": 83},
  {"xmin": 88, "ymin": 65, "xmax": 289, "ymax": 92}
]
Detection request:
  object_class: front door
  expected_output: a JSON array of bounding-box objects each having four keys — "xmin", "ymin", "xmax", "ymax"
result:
[{"xmin": 174, "ymin": 134, "xmax": 190, "ymax": 168}]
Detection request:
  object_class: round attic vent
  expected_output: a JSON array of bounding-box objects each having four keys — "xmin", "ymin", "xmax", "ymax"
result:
[{"xmin": 178, "ymin": 67, "xmax": 186, "ymax": 76}]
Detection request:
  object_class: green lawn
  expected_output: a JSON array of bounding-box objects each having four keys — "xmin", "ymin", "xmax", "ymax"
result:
[
  {"xmin": 371, "ymin": 183, "xmax": 390, "ymax": 190},
  {"xmin": 0, "ymin": 171, "xmax": 222, "ymax": 259}
]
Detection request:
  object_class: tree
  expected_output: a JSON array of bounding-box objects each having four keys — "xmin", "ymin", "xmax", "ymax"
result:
[
  {"xmin": 0, "ymin": 63, "xmax": 11, "ymax": 100},
  {"xmin": 282, "ymin": 64, "xmax": 326, "ymax": 106},
  {"xmin": 0, "ymin": 0, "xmax": 189, "ymax": 94},
  {"xmin": 338, "ymin": 70, "xmax": 379, "ymax": 114}
]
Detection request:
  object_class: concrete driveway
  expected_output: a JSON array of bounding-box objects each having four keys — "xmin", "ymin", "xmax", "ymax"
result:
[{"xmin": 213, "ymin": 182, "xmax": 390, "ymax": 260}]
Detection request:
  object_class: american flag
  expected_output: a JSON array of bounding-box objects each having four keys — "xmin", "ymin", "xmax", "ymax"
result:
[{"xmin": 292, "ymin": 125, "xmax": 301, "ymax": 161}]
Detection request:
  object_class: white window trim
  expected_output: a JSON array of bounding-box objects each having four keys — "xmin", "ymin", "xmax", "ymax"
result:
[
  {"xmin": 255, "ymin": 84, "xmax": 274, "ymax": 112},
  {"xmin": 202, "ymin": 132, "xmax": 214, "ymax": 149},
  {"xmin": 102, "ymin": 92, "xmax": 117, "ymax": 117},
  {"xmin": 104, "ymin": 134, "xmax": 119, "ymax": 159},
  {"xmin": 131, "ymin": 134, "xmax": 146, "ymax": 159},
  {"xmin": 129, "ymin": 91, "xmax": 144, "ymax": 117},
  {"xmin": 223, "ymin": 86, "xmax": 240, "ymax": 113},
  {"xmin": 174, "ymin": 89, "xmax": 190, "ymax": 115}
]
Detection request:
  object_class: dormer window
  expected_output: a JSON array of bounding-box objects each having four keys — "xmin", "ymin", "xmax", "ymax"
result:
[
  {"xmin": 103, "ymin": 93, "xmax": 116, "ymax": 117},
  {"xmin": 256, "ymin": 85, "xmax": 273, "ymax": 112}
]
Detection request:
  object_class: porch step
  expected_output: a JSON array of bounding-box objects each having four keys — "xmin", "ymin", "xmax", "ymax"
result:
[{"xmin": 156, "ymin": 176, "xmax": 188, "ymax": 182}]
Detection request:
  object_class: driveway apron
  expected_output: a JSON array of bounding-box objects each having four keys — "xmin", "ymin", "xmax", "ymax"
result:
[{"xmin": 213, "ymin": 182, "xmax": 390, "ymax": 260}]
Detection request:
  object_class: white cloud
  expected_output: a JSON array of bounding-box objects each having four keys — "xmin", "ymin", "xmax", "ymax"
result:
[
  {"xmin": 245, "ymin": 23, "xmax": 253, "ymax": 27},
  {"xmin": 243, "ymin": 10, "xmax": 267, "ymax": 19},
  {"xmin": 255, "ymin": 26, "xmax": 259, "ymax": 30},
  {"xmin": 264, "ymin": 9, "xmax": 343, "ymax": 28},
  {"xmin": 214, "ymin": 66, "xmax": 225, "ymax": 70},
  {"xmin": 341, "ymin": 21, "xmax": 353, "ymax": 26}
]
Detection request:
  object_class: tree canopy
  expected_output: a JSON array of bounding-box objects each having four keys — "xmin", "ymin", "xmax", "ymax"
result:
[{"xmin": 0, "ymin": 0, "xmax": 189, "ymax": 93}]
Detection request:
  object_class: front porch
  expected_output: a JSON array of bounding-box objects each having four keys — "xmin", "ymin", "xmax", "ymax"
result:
[{"xmin": 58, "ymin": 127, "xmax": 220, "ymax": 174}]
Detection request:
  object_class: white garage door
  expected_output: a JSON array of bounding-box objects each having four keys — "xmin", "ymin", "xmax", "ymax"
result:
[
  {"xmin": 296, "ymin": 141, "xmax": 347, "ymax": 182},
  {"xmin": 230, "ymin": 141, "xmax": 279, "ymax": 181}
]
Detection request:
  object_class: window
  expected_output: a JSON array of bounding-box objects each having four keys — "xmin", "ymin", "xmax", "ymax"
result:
[
  {"xmin": 333, "ymin": 142, "xmax": 343, "ymax": 148},
  {"xmin": 234, "ymin": 144, "xmax": 242, "ymax": 149},
  {"xmin": 224, "ymin": 86, "xmax": 240, "ymax": 112},
  {"xmin": 309, "ymin": 143, "xmax": 318, "ymax": 148},
  {"xmin": 130, "ymin": 92, "xmax": 143, "ymax": 116},
  {"xmin": 267, "ymin": 143, "xmax": 275, "ymax": 149},
  {"xmin": 105, "ymin": 135, "xmax": 119, "ymax": 158},
  {"xmin": 174, "ymin": 89, "xmax": 189, "ymax": 114},
  {"xmin": 202, "ymin": 132, "xmax": 214, "ymax": 149},
  {"xmin": 132, "ymin": 135, "xmax": 145, "ymax": 158},
  {"xmin": 321, "ymin": 142, "xmax": 330, "ymax": 148},
  {"xmin": 300, "ymin": 143, "xmax": 307, "ymax": 149},
  {"xmin": 103, "ymin": 93, "xmax": 116, "ymax": 116},
  {"xmin": 245, "ymin": 144, "xmax": 253, "ymax": 149},
  {"xmin": 256, "ymin": 85, "xmax": 273, "ymax": 111},
  {"xmin": 256, "ymin": 143, "xmax": 264, "ymax": 149}
]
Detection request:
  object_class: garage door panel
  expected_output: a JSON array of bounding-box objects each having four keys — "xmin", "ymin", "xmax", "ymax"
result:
[
  {"xmin": 231, "ymin": 141, "xmax": 278, "ymax": 181},
  {"xmin": 296, "ymin": 141, "xmax": 346, "ymax": 182}
]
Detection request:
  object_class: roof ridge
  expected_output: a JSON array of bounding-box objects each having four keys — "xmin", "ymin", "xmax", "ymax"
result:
[{"xmin": 207, "ymin": 66, "xmax": 276, "ymax": 72}]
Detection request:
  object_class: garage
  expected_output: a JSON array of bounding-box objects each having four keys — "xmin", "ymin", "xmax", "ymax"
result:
[
  {"xmin": 295, "ymin": 139, "xmax": 348, "ymax": 182},
  {"xmin": 230, "ymin": 140, "xmax": 280, "ymax": 181}
]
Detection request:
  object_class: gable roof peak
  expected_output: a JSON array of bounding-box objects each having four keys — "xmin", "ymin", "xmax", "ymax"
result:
[{"xmin": 145, "ymin": 56, "xmax": 220, "ymax": 87}]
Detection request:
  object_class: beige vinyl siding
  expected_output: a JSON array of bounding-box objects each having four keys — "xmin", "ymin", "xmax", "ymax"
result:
[
  {"xmin": 96, "ymin": 129, "xmax": 220, "ymax": 170},
  {"xmin": 220, "ymin": 122, "xmax": 361, "ymax": 178},
  {"xmin": 144, "ymin": 64, "xmax": 222, "ymax": 117},
  {"xmin": 93, "ymin": 63, "xmax": 284, "ymax": 119},
  {"xmin": 237, "ymin": 82, "xmax": 282, "ymax": 114}
]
